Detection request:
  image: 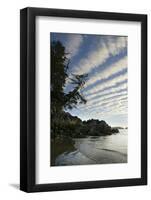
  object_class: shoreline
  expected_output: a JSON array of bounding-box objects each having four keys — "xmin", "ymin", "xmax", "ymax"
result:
[{"xmin": 51, "ymin": 130, "xmax": 128, "ymax": 166}]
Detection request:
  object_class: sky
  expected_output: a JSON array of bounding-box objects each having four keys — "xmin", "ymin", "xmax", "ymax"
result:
[{"xmin": 51, "ymin": 32, "xmax": 128, "ymax": 127}]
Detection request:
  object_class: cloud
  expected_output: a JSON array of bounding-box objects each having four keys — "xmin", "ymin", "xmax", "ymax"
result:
[
  {"xmin": 72, "ymin": 36, "xmax": 127, "ymax": 75},
  {"xmin": 80, "ymin": 95, "xmax": 128, "ymax": 118},
  {"xmin": 65, "ymin": 34, "xmax": 83, "ymax": 58},
  {"xmin": 86, "ymin": 81, "xmax": 127, "ymax": 101},
  {"xmin": 84, "ymin": 71, "xmax": 127, "ymax": 96},
  {"xmin": 84, "ymin": 90, "xmax": 127, "ymax": 108},
  {"xmin": 90, "ymin": 101, "xmax": 128, "ymax": 117},
  {"xmin": 84, "ymin": 56, "xmax": 127, "ymax": 89},
  {"xmin": 102, "ymin": 102, "xmax": 128, "ymax": 116},
  {"xmin": 77, "ymin": 71, "xmax": 128, "ymax": 116},
  {"xmin": 80, "ymin": 92, "xmax": 127, "ymax": 111}
]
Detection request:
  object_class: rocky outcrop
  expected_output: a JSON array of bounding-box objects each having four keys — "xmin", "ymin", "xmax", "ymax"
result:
[{"xmin": 51, "ymin": 111, "xmax": 119, "ymax": 138}]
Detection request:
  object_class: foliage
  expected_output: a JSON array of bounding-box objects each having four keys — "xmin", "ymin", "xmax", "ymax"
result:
[
  {"xmin": 51, "ymin": 40, "xmax": 87, "ymax": 138},
  {"xmin": 51, "ymin": 41, "xmax": 87, "ymax": 114},
  {"xmin": 64, "ymin": 74, "xmax": 87, "ymax": 110}
]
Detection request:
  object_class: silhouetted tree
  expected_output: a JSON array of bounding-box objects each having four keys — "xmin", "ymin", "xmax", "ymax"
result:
[
  {"xmin": 64, "ymin": 74, "xmax": 87, "ymax": 110},
  {"xmin": 51, "ymin": 40, "xmax": 87, "ymax": 113},
  {"xmin": 51, "ymin": 40, "xmax": 87, "ymax": 138}
]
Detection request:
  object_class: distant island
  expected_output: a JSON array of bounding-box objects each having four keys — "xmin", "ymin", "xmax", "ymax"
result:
[{"xmin": 112, "ymin": 126, "xmax": 124, "ymax": 129}]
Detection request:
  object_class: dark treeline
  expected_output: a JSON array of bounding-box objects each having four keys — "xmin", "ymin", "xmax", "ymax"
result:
[
  {"xmin": 51, "ymin": 40, "xmax": 119, "ymax": 140},
  {"xmin": 51, "ymin": 111, "xmax": 119, "ymax": 139}
]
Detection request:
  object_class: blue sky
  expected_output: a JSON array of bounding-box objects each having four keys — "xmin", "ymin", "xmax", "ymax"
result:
[{"xmin": 51, "ymin": 33, "xmax": 128, "ymax": 127}]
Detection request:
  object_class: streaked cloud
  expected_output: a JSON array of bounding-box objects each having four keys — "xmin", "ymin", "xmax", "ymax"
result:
[
  {"xmin": 81, "ymin": 93, "xmax": 127, "ymax": 111},
  {"xmin": 82, "ymin": 90, "xmax": 127, "ymax": 109},
  {"xmin": 84, "ymin": 71, "xmax": 127, "ymax": 96},
  {"xmin": 72, "ymin": 36, "xmax": 127, "ymax": 75},
  {"xmin": 84, "ymin": 56, "xmax": 127, "ymax": 89},
  {"xmin": 51, "ymin": 33, "xmax": 128, "ymax": 126},
  {"xmin": 86, "ymin": 81, "xmax": 127, "ymax": 101}
]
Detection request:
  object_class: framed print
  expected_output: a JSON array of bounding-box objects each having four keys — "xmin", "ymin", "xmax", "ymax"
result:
[{"xmin": 20, "ymin": 7, "xmax": 147, "ymax": 192}]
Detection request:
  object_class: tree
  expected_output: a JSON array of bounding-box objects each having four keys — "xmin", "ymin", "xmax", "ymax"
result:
[
  {"xmin": 64, "ymin": 74, "xmax": 87, "ymax": 110},
  {"xmin": 51, "ymin": 40, "xmax": 87, "ymax": 138},
  {"xmin": 51, "ymin": 40, "xmax": 87, "ymax": 113}
]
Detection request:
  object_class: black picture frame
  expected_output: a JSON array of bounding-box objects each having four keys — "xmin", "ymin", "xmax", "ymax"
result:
[{"xmin": 20, "ymin": 7, "xmax": 147, "ymax": 192}]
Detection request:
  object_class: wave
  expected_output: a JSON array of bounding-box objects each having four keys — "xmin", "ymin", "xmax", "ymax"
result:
[{"xmin": 96, "ymin": 148, "xmax": 127, "ymax": 156}]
